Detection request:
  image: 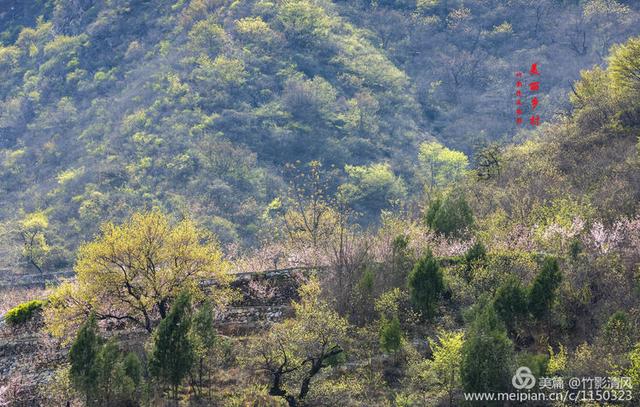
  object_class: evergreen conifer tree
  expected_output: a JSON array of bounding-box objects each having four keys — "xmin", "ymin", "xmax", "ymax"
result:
[
  {"xmin": 528, "ymin": 257, "xmax": 562, "ymax": 319},
  {"xmin": 408, "ymin": 251, "xmax": 444, "ymax": 319},
  {"xmin": 69, "ymin": 314, "xmax": 101, "ymax": 406},
  {"xmin": 461, "ymin": 304, "xmax": 513, "ymax": 396},
  {"xmin": 379, "ymin": 316, "xmax": 402, "ymax": 354},
  {"xmin": 150, "ymin": 290, "xmax": 195, "ymax": 399}
]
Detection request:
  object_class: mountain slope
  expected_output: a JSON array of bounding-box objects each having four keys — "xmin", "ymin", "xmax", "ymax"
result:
[{"xmin": 1, "ymin": 0, "xmax": 639, "ymax": 266}]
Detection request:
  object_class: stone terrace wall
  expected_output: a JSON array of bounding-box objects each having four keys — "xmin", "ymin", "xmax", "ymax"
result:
[
  {"xmin": 212, "ymin": 267, "xmax": 314, "ymax": 334},
  {"xmin": 0, "ymin": 267, "xmax": 314, "ymax": 403}
]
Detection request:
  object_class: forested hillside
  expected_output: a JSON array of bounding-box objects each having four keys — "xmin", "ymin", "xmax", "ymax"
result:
[
  {"xmin": 1, "ymin": 0, "xmax": 639, "ymax": 271},
  {"xmin": 2, "ymin": 1, "xmax": 640, "ymax": 406}
]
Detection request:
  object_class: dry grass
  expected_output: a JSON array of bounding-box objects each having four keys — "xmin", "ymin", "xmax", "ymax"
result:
[{"xmin": 0, "ymin": 287, "xmax": 50, "ymax": 316}]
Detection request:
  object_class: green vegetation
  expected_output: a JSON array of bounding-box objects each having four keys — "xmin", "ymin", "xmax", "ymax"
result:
[
  {"xmin": 492, "ymin": 276, "xmax": 528, "ymax": 333},
  {"xmin": 608, "ymin": 37, "xmax": 640, "ymax": 95},
  {"xmin": 339, "ymin": 163, "xmax": 406, "ymax": 217},
  {"xmin": 69, "ymin": 315, "xmax": 142, "ymax": 406},
  {"xmin": 461, "ymin": 304, "xmax": 513, "ymax": 395},
  {"xmin": 249, "ymin": 278, "xmax": 348, "ymax": 406},
  {"xmin": 3, "ymin": 2, "xmax": 640, "ymax": 406},
  {"xmin": 528, "ymin": 257, "xmax": 562, "ymax": 320},
  {"xmin": 379, "ymin": 316, "xmax": 402, "ymax": 354},
  {"xmin": 150, "ymin": 291, "xmax": 195, "ymax": 400},
  {"xmin": 69, "ymin": 315, "xmax": 101, "ymax": 404},
  {"xmin": 190, "ymin": 299, "xmax": 218, "ymax": 398},
  {"xmin": 4, "ymin": 299, "xmax": 45, "ymax": 326},
  {"xmin": 418, "ymin": 141, "xmax": 469, "ymax": 199},
  {"xmin": 426, "ymin": 330, "xmax": 465, "ymax": 406},
  {"xmin": 0, "ymin": 0, "xmax": 637, "ymax": 266},
  {"xmin": 45, "ymin": 211, "xmax": 232, "ymax": 338},
  {"xmin": 425, "ymin": 193, "xmax": 474, "ymax": 237},
  {"xmin": 408, "ymin": 251, "xmax": 444, "ymax": 319}
]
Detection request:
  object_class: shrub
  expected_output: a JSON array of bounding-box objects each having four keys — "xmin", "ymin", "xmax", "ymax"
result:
[
  {"xmin": 603, "ymin": 310, "xmax": 633, "ymax": 352},
  {"xmin": 408, "ymin": 251, "xmax": 444, "ymax": 319},
  {"xmin": 516, "ymin": 353, "xmax": 548, "ymax": 379},
  {"xmin": 4, "ymin": 299, "xmax": 45, "ymax": 326},
  {"xmin": 425, "ymin": 194, "xmax": 474, "ymax": 237},
  {"xmin": 379, "ymin": 316, "xmax": 402, "ymax": 354},
  {"xmin": 464, "ymin": 241, "xmax": 486, "ymax": 265},
  {"xmin": 463, "ymin": 240, "xmax": 486, "ymax": 280},
  {"xmin": 528, "ymin": 257, "xmax": 562, "ymax": 320},
  {"xmin": 493, "ymin": 276, "xmax": 528, "ymax": 332},
  {"xmin": 461, "ymin": 304, "xmax": 513, "ymax": 396}
]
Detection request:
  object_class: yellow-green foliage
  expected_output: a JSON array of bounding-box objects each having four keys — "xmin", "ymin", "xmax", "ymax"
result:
[
  {"xmin": 416, "ymin": 0, "xmax": 439, "ymax": 13},
  {"xmin": 490, "ymin": 22, "xmax": 512, "ymax": 35},
  {"xmin": 404, "ymin": 329, "xmax": 465, "ymax": 403},
  {"xmin": 608, "ymin": 36, "xmax": 640, "ymax": 95},
  {"xmin": 628, "ymin": 343, "xmax": 640, "ymax": 397},
  {"xmin": 471, "ymin": 250, "xmax": 538, "ymax": 295},
  {"xmin": 188, "ymin": 18, "xmax": 228, "ymax": 53},
  {"xmin": 340, "ymin": 163, "xmax": 406, "ymax": 211},
  {"xmin": 21, "ymin": 211, "xmax": 49, "ymax": 230},
  {"xmin": 418, "ymin": 141, "xmax": 469, "ymax": 194},
  {"xmin": 530, "ymin": 198, "xmax": 593, "ymax": 230},
  {"xmin": 276, "ymin": 0, "xmax": 332, "ymax": 44},
  {"xmin": 570, "ymin": 67, "xmax": 612, "ymax": 108},
  {"xmin": 194, "ymin": 55, "xmax": 247, "ymax": 87},
  {"xmin": 4, "ymin": 149, "xmax": 25, "ymax": 168},
  {"xmin": 547, "ymin": 344, "xmax": 568, "ymax": 375},
  {"xmin": 0, "ymin": 45, "xmax": 20, "ymax": 68},
  {"xmin": 235, "ymin": 16, "xmax": 277, "ymax": 44},
  {"xmin": 19, "ymin": 211, "xmax": 51, "ymax": 271},
  {"xmin": 222, "ymin": 384, "xmax": 288, "ymax": 407},
  {"xmin": 45, "ymin": 211, "xmax": 233, "ymax": 340},
  {"xmin": 427, "ymin": 330, "xmax": 465, "ymax": 393},
  {"xmin": 56, "ymin": 167, "xmax": 83, "ymax": 185},
  {"xmin": 249, "ymin": 278, "xmax": 349, "ymax": 404},
  {"xmin": 5, "ymin": 299, "xmax": 46, "ymax": 326},
  {"xmin": 375, "ymin": 288, "xmax": 403, "ymax": 319}
]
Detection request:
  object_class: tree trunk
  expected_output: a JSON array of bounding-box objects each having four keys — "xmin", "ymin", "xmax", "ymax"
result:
[
  {"xmin": 158, "ymin": 299, "xmax": 168, "ymax": 319},
  {"xmin": 270, "ymin": 371, "xmax": 298, "ymax": 407},
  {"xmin": 298, "ymin": 359, "xmax": 322, "ymax": 401}
]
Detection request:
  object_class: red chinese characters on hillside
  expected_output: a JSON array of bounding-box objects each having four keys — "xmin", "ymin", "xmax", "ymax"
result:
[{"xmin": 515, "ymin": 63, "xmax": 541, "ymax": 126}]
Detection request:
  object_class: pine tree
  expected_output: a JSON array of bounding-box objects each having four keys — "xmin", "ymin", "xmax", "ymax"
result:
[
  {"xmin": 379, "ymin": 316, "xmax": 402, "ymax": 354},
  {"xmin": 493, "ymin": 275, "xmax": 528, "ymax": 333},
  {"xmin": 408, "ymin": 251, "xmax": 444, "ymax": 319},
  {"xmin": 69, "ymin": 314, "xmax": 101, "ymax": 406},
  {"xmin": 528, "ymin": 257, "xmax": 562, "ymax": 320},
  {"xmin": 191, "ymin": 299, "xmax": 217, "ymax": 398},
  {"xmin": 461, "ymin": 304, "xmax": 513, "ymax": 396},
  {"xmin": 150, "ymin": 290, "xmax": 195, "ymax": 399},
  {"xmin": 94, "ymin": 339, "xmax": 140, "ymax": 405},
  {"xmin": 123, "ymin": 351, "xmax": 143, "ymax": 388},
  {"xmin": 69, "ymin": 315, "xmax": 143, "ymax": 406},
  {"xmin": 425, "ymin": 194, "xmax": 474, "ymax": 237}
]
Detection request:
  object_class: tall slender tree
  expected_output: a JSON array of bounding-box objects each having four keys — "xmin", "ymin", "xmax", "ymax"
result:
[
  {"xmin": 69, "ymin": 314, "xmax": 100, "ymax": 406},
  {"xmin": 150, "ymin": 291, "xmax": 195, "ymax": 400}
]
